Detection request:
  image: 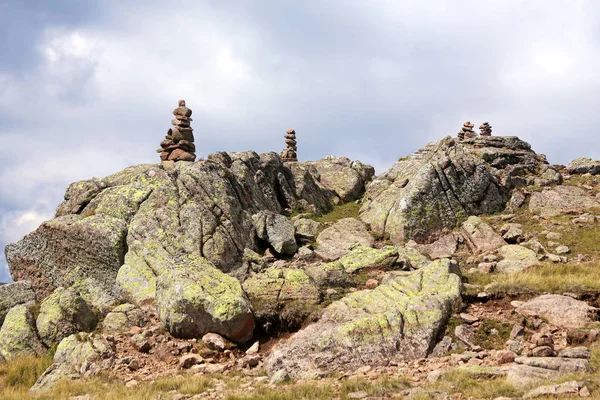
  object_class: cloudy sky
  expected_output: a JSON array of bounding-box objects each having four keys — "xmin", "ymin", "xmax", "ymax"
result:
[{"xmin": 1, "ymin": 0, "xmax": 600, "ymax": 282}]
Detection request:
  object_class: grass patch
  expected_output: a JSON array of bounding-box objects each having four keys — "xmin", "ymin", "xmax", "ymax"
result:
[
  {"xmin": 466, "ymin": 262, "xmax": 600, "ymax": 295},
  {"xmin": 431, "ymin": 370, "xmax": 522, "ymax": 399},
  {"xmin": 474, "ymin": 319, "xmax": 512, "ymax": 350},
  {"xmin": 0, "ymin": 354, "xmax": 53, "ymax": 390},
  {"xmin": 309, "ymin": 202, "xmax": 361, "ymax": 224}
]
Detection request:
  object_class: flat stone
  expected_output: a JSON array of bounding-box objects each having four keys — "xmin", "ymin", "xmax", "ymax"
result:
[
  {"xmin": 496, "ymin": 245, "xmax": 539, "ymax": 273},
  {"xmin": 523, "ymin": 380, "xmax": 583, "ymax": 399},
  {"xmin": 460, "ymin": 313, "xmax": 479, "ymax": 324},
  {"xmin": 514, "ymin": 356, "xmax": 590, "ymax": 373},
  {"xmin": 515, "ymin": 294, "xmax": 598, "ymax": 328},
  {"xmin": 558, "ymin": 347, "xmax": 590, "ymax": 359}
]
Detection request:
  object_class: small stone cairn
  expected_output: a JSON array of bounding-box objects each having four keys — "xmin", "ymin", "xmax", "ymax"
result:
[
  {"xmin": 280, "ymin": 129, "xmax": 297, "ymax": 162},
  {"xmin": 479, "ymin": 122, "xmax": 492, "ymax": 136},
  {"xmin": 157, "ymin": 100, "xmax": 196, "ymax": 162},
  {"xmin": 457, "ymin": 121, "xmax": 476, "ymax": 140}
]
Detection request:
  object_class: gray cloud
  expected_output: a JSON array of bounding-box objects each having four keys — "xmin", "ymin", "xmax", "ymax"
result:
[{"xmin": 2, "ymin": 0, "xmax": 600, "ymax": 282}]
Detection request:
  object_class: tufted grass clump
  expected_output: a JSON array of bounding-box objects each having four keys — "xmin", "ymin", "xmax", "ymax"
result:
[
  {"xmin": 310, "ymin": 202, "xmax": 361, "ymax": 224},
  {"xmin": 0, "ymin": 354, "xmax": 53, "ymax": 390},
  {"xmin": 430, "ymin": 370, "xmax": 522, "ymax": 399}
]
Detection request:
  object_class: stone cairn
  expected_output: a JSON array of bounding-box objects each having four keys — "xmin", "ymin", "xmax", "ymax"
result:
[
  {"xmin": 280, "ymin": 129, "xmax": 297, "ymax": 162},
  {"xmin": 479, "ymin": 122, "xmax": 492, "ymax": 136},
  {"xmin": 457, "ymin": 121, "xmax": 476, "ymax": 140},
  {"xmin": 157, "ymin": 100, "xmax": 196, "ymax": 162}
]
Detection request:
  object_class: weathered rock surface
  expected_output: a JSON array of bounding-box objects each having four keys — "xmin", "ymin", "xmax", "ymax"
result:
[
  {"xmin": 461, "ymin": 216, "xmax": 506, "ymax": 254},
  {"xmin": 496, "ymin": 245, "xmax": 539, "ymax": 273},
  {"xmin": 567, "ymin": 157, "xmax": 600, "ymax": 175},
  {"xmin": 0, "ymin": 303, "xmax": 46, "ymax": 360},
  {"xmin": 101, "ymin": 303, "xmax": 146, "ymax": 332},
  {"xmin": 253, "ymin": 211, "xmax": 297, "ymax": 255},
  {"xmin": 523, "ymin": 381, "xmax": 585, "ymax": 399},
  {"xmin": 515, "ymin": 295, "xmax": 598, "ymax": 328},
  {"xmin": 293, "ymin": 217, "xmax": 321, "ymax": 244},
  {"xmin": 31, "ymin": 333, "xmax": 116, "ymax": 392},
  {"xmin": 265, "ymin": 259, "xmax": 462, "ymax": 379},
  {"xmin": 301, "ymin": 157, "xmax": 375, "ymax": 203},
  {"xmin": 315, "ymin": 218, "xmax": 374, "ymax": 260},
  {"xmin": 36, "ymin": 287, "xmax": 98, "ymax": 347},
  {"xmin": 529, "ymin": 186, "xmax": 600, "ymax": 217},
  {"xmin": 243, "ymin": 267, "xmax": 321, "ymax": 332},
  {"xmin": 156, "ymin": 255, "xmax": 254, "ymax": 342},
  {"xmin": 5, "ymin": 214, "xmax": 128, "ymax": 310},
  {"xmin": 360, "ymin": 136, "xmax": 547, "ymax": 244},
  {"xmin": 0, "ymin": 281, "xmax": 36, "ymax": 326},
  {"xmin": 5, "ymin": 154, "xmax": 372, "ymax": 345}
]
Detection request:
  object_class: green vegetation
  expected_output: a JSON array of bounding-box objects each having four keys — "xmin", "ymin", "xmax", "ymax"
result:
[
  {"xmin": 430, "ymin": 370, "xmax": 521, "ymax": 399},
  {"xmin": 309, "ymin": 202, "xmax": 361, "ymax": 224}
]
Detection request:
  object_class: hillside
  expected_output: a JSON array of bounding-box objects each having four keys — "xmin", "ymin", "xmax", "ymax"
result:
[{"xmin": 2, "ymin": 132, "xmax": 600, "ymax": 399}]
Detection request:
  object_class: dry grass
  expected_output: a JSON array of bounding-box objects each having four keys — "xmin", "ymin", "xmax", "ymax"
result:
[{"xmin": 466, "ymin": 262, "xmax": 600, "ymax": 295}]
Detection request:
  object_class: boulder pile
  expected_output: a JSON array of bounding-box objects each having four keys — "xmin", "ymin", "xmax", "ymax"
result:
[
  {"xmin": 280, "ymin": 129, "xmax": 297, "ymax": 162},
  {"xmin": 479, "ymin": 121, "xmax": 492, "ymax": 136},
  {"xmin": 457, "ymin": 121, "xmax": 476, "ymax": 140},
  {"xmin": 157, "ymin": 100, "xmax": 196, "ymax": 162}
]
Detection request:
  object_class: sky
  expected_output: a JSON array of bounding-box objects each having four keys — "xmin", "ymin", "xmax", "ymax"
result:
[{"xmin": 2, "ymin": 0, "xmax": 600, "ymax": 282}]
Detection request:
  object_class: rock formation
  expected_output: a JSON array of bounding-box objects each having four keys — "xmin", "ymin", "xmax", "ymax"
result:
[
  {"xmin": 359, "ymin": 136, "xmax": 558, "ymax": 244},
  {"xmin": 479, "ymin": 121, "xmax": 492, "ymax": 136},
  {"xmin": 457, "ymin": 121, "xmax": 476, "ymax": 140},
  {"xmin": 6, "ymin": 126, "xmax": 600, "ymax": 397},
  {"xmin": 157, "ymin": 100, "xmax": 196, "ymax": 162},
  {"xmin": 280, "ymin": 129, "xmax": 297, "ymax": 162}
]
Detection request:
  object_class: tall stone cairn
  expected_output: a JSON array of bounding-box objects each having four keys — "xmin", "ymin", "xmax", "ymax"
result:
[
  {"xmin": 280, "ymin": 129, "xmax": 298, "ymax": 162},
  {"xmin": 479, "ymin": 122, "xmax": 492, "ymax": 136},
  {"xmin": 457, "ymin": 121, "xmax": 476, "ymax": 140},
  {"xmin": 157, "ymin": 100, "xmax": 196, "ymax": 162}
]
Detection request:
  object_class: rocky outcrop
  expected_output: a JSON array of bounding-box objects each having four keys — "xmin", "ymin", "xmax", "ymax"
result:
[
  {"xmin": 529, "ymin": 186, "xmax": 600, "ymax": 217},
  {"xmin": 315, "ymin": 218, "xmax": 374, "ymax": 261},
  {"xmin": 360, "ymin": 136, "xmax": 550, "ymax": 244},
  {"xmin": 0, "ymin": 304, "xmax": 46, "ymax": 360},
  {"xmin": 515, "ymin": 295, "xmax": 599, "ymax": 328},
  {"xmin": 36, "ymin": 287, "xmax": 98, "ymax": 347},
  {"xmin": 5, "ymin": 215, "xmax": 128, "ymax": 311},
  {"xmin": 243, "ymin": 267, "xmax": 321, "ymax": 333},
  {"xmin": 299, "ymin": 157, "xmax": 375, "ymax": 203},
  {"xmin": 567, "ymin": 157, "xmax": 600, "ymax": 175},
  {"xmin": 156, "ymin": 255, "xmax": 254, "ymax": 342},
  {"xmin": 31, "ymin": 333, "xmax": 116, "ymax": 392},
  {"xmin": 6, "ymin": 153, "xmax": 373, "ymax": 323},
  {"xmin": 265, "ymin": 259, "xmax": 462, "ymax": 379},
  {"xmin": 0, "ymin": 281, "xmax": 36, "ymax": 326}
]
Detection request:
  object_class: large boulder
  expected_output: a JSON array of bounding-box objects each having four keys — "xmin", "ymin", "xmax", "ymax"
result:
[
  {"xmin": 300, "ymin": 157, "xmax": 375, "ymax": 203},
  {"xmin": 243, "ymin": 267, "xmax": 321, "ymax": 332},
  {"xmin": 315, "ymin": 218, "xmax": 374, "ymax": 261},
  {"xmin": 496, "ymin": 245, "xmax": 539, "ymax": 273},
  {"xmin": 515, "ymin": 295, "xmax": 599, "ymax": 328},
  {"xmin": 0, "ymin": 304, "xmax": 46, "ymax": 361},
  {"xmin": 36, "ymin": 287, "xmax": 98, "ymax": 347},
  {"xmin": 31, "ymin": 333, "xmax": 115, "ymax": 392},
  {"xmin": 529, "ymin": 186, "xmax": 600, "ymax": 217},
  {"xmin": 265, "ymin": 259, "xmax": 462, "ymax": 379},
  {"xmin": 5, "ymin": 214, "xmax": 128, "ymax": 310},
  {"xmin": 567, "ymin": 157, "xmax": 600, "ymax": 175},
  {"xmin": 0, "ymin": 281, "xmax": 36, "ymax": 326},
  {"xmin": 156, "ymin": 255, "xmax": 254, "ymax": 342},
  {"xmin": 253, "ymin": 211, "xmax": 297, "ymax": 255},
  {"xmin": 360, "ymin": 136, "xmax": 548, "ymax": 244},
  {"xmin": 336, "ymin": 245, "xmax": 429, "ymax": 274},
  {"xmin": 101, "ymin": 303, "xmax": 146, "ymax": 332},
  {"xmin": 461, "ymin": 216, "xmax": 506, "ymax": 254}
]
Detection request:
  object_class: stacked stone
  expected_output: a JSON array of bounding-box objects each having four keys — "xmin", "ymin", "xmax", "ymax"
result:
[
  {"xmin": 157, "ymin": 100, "xmax": 196, "ymax": 162},
  {"xmin": 457, "ymin": 121, "xmax": 476, "ymax": 140},
  {"xmin": 280, "ymin": 129, "xmax": 297, "ymax": 162},
  {"xmin": 479, "ymin": 122, "xmax": 492, "ymax": 136}
]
